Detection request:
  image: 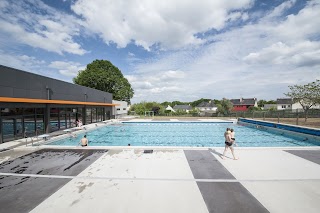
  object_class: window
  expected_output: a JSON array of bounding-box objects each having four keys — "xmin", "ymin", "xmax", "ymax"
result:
[
  {"xmin": 123, "ymin": 108, "xmax": 126, "ymax": 110},
  {"xmin": 117, "ymin": 108, "xmax": 120, "ymax": 111},
  {"xmin": 282, "ymin": 105, "xmax": 286, "ymax": 108}
]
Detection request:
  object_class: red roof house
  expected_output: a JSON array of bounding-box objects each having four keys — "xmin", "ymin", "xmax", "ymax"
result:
[{"xmin": 230, "ymin": 98, "xmax": 258, "ymax": 111}]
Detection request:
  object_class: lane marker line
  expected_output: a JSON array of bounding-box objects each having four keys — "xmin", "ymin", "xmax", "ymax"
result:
[{"xmin": 0, "ymin": 172, "xmax": 319, "ymax": 182}]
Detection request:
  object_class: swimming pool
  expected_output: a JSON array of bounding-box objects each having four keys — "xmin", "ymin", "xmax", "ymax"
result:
[{"xmin": 48, "ymin": 122, "xmax": 320, "ymax": 147}]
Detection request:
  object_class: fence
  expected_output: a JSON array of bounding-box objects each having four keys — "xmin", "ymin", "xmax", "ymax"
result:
[{"xmin": 228, "ymin": 109, "xmax": 320, "ymax": 128}]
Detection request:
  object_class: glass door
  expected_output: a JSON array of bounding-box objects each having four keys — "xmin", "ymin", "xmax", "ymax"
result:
[{"xmin": 1, "ymin": 117, "xmax": 24, "ymax": 142}]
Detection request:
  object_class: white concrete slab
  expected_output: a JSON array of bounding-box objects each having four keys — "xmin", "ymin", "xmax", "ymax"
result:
[
  {"xmin": 0, "ymin": 141, "xmax": 21, "ymax": 150},
  {"xmin": 212, "ymin": 148, "xmax": 320, "ymax": 212},
  {"xmin": 78, "ymin": 149, "xmax": 196, "ymax": 179},
  {"xmin": 30, "ymin": 149, "xmax": 208, "ymax": 213},
  {"xmin": 242, "ymin": 181, "xmax": 320, "ymax": 213},
  {"xmin": 213, "ymin": 149, "xmax": 320, "ymax": 180},
  {"xmin": 31, "ymin": 179, "xmax": 209, "ymax": 213}
]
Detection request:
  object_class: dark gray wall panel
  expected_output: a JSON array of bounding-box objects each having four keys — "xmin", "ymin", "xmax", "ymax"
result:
[
  {"xmin": 13, "ymin": 88, "xmax": 28, "ymax": 98},
  {"xmin": 27, "ymin": 90, "xmax": 43, "ymax": 98},
  {"xmin": 0, "ymin": 86, "xmax": 14, "ymax": 97},
  {"xmin": 0, "ymin": 65, "xmax": 113, "ymax": 103}
]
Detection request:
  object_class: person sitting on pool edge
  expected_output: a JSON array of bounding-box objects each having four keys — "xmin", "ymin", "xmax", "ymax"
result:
[
  {"xmin": 221, "ymin": 129, "xmax": 238, "ymax": 160},
  {"xmin": 79, "ymin": 135, "xmax": 88, "ymax": 147}
]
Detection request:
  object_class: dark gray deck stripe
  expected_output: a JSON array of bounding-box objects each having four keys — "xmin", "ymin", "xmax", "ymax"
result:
[
  {"xmin": 0, "ymin": 149, "xmax": 106, "ymax": 213},
  {"xmin": 285, "ymin": 150, "xmax": 320, "ymax": 165},
  {"xmin": 197, "ymin": 182, "xmax": 269, "ymax": 213},
  {"xmin": 185, "ymin": 150, "xmax": 269, "ymax": 213},
  {"xmin": 184, "ymin": 150, "xmax": 235, "ymax": 179}
]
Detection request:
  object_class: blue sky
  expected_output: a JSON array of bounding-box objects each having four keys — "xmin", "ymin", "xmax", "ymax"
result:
[{"xmin": 0, "ymin": 0, "xmax": 319, "ymax": 103}]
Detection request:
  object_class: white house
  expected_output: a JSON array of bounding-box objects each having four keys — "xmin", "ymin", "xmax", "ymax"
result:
[
  {"xmin": 275, "ymin": 98, "xmax": 320, "ymax": 112},
  {"xmin": 195, "ymin": 100, "xmax": 218, "ymax": 112},
  {"xmin": 173, "ymin": 105, "xmax": 192, "ymax": 113},
  {"xmin": 165, "ymin": 105, "xmax": 175, "ymax": 112},
  {"xmin": 112, "ymin": 100, "xmax": 128, "ymax": 118}
]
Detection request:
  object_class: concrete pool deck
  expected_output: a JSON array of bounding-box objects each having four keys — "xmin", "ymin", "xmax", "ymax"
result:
[
  {"xmin": 0, "ymin": 118, "xmax": 319, "ymax": 212},
  {"xmin": 0, "ymin": 146, "xmax": 319, "ymax": 213}
]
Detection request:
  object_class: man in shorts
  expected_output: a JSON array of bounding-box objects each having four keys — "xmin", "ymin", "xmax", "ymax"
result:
[
  {"xmin": 221, "ymin": 129, "xmax": 238, "ymax": 160},
  {"xmin": 79, "ymin": 135, "xmax": 88, "ymax": 147}
]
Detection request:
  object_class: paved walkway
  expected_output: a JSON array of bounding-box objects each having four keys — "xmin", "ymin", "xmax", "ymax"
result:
[{"xmin": 0, "ymin": 147, "xmax": 319, "ymax": 213}]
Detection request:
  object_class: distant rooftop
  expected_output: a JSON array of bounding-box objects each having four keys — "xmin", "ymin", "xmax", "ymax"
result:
[
  {"xmin": 276, "ymin": 98, "xmax": 293, "ymax": 104},
  {"xmin": 196, "ymin": 101, "xmax": 217, "ymax": 108},
  {"xmin": 173, "ymin": 105, "xmax": 192, "ymax": 110},
  {"xmin": 230, "ymin": 98, "xmax": 256, "ymax": 105}
]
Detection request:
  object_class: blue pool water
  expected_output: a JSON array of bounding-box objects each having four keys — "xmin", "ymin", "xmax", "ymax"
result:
[{"xmin": 49, "ymin": 122, "xmax": 319, "ymax": 147}]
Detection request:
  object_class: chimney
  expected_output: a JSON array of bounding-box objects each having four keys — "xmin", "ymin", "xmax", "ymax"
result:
[{"xmin": 240, "ymin": 97, "xmax": 243, "ymax": 103}]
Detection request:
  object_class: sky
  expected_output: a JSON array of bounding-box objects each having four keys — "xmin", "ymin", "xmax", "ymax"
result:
[{"xmin": 0, "ymin": 0, "xmax": 319, "ymax": 104}]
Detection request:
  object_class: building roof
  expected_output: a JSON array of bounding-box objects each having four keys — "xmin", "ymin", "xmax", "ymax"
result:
[
  {"xmin": 173, "ymin": 105, "xmax": 192, "ymax": 110},
  {"xmin": 165, "ymin": 105, "xmax": 175, "ymax": 112},
  {"xmin": 276, "ymin": 98, "xmax": 293, "ymax": 104},
  {"xmin": 230, "ymin": 98, "xmax": 256, "ymax": 105},
  {"xmin": 196, "ymin": 101, "xmax": 217, "ymax": 108}
]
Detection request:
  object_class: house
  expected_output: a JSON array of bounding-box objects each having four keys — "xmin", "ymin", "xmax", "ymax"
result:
[
  {"xmin": 275, "ymin": 98, "xmax": 320, "ymax": 112},
  {"xmin": 165, "ymin": 105, "xmax": 175, "ymax": 112},
  {"xmin": 230, "ymin": 98, "xmax": 258, "ymax": 111},
  {"xmin": 195, "ymin": 100, "xmax": 218, "ymax": 112},
  {"xmin": 276, "ymin": 98, "xmax": 296, "ymax": 111},
  {"xmin": 112, "ymin": 100, "xmax": 128, "ymax": 118},
  {"xmin": 173, "ymin": 105, "xmax": 192, "ymax": 113}
]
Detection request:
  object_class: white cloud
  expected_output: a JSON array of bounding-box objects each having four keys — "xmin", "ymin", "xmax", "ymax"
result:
[
  {"xmin": 49, "ymin": 61, "xmax": 85, "ymax": 77},
  {"xmin": 244, "ymin": 41, "xmax": 320, "ymax": 67},
  {"xmin": 0, "ymin": 0, "xmax": 86, "ymax": 55},
  {"xmin": 0, "ymin": 51, "xmax": 45, "ymax": 72},
  {"xmin": 128, "ymin": 1, "xmax": 320, "ymax": 103},
  {"xmin": 272, "ymin": 1, "xmax": 320, "ymax": 41},
  {"xmin": 265, "ymin": 0, "xmax": 296, "ymax": 19},
  {"xmin": 71, "ymin": 0, "xmax": 253, "ymax": 50}
]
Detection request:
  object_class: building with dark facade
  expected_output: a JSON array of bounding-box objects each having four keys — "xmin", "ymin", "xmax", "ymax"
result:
[{"xmin": 0, "ymin": 65, "xmax": 117, "ymax": 143}]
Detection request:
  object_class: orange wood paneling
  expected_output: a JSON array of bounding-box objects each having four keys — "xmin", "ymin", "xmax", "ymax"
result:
[{"xmin": 0, "ymin": 97, "xmax": 119, "ymax": 106}]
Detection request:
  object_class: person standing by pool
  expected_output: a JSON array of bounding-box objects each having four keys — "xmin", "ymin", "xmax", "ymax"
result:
[
  {"xmin": 221, "ymin": 129, "xmax": 238, "ymax": 160},
  {"xmin": 230, "ymin": 128, "xmax": 237, "ymax": 146},
  {"xmin": 79, "ymin": 135, "xmax": 88, "ymax": 147}
]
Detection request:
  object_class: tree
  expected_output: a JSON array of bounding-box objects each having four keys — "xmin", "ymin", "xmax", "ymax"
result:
[
  {"xmin": 190, "ymin": 98, "xmax": 211, "ymax": 107},
  {"xmin": 266, "ymin": 100, "xmax": 276, "ymax": 104},
  {"xmin": 130, "ymin": 102, "xmax": 164, "ymax": 115},
  {"xmin": 172, "ymin": 101, "xmax": 187, "ymax": 106},
  {"xmin": 284, "ymin": 80, "xmax": 320, "ymax": 121},
  {"xmin": 73, "ymin": 60, "xmax": 134, "ymax": 103},
  {"xmin": 248, "ymin": 106, "xmax": 261, "ymax": 112},
  {"xmin": 257, "ymin": 100, "xmax": 266, "ymax": 108},
  {"xmin": 161, "ymin": 101, "xmax": 172, "ymax": 107},
  {"xmin": 216, "ymin": 98, "xmax": 233, "ymax": 115}
]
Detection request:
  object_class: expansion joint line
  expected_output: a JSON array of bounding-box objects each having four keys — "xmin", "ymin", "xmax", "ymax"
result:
[{"xmin": 0, "ymin": 172, "xmax": 319, "ymax": 182}]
